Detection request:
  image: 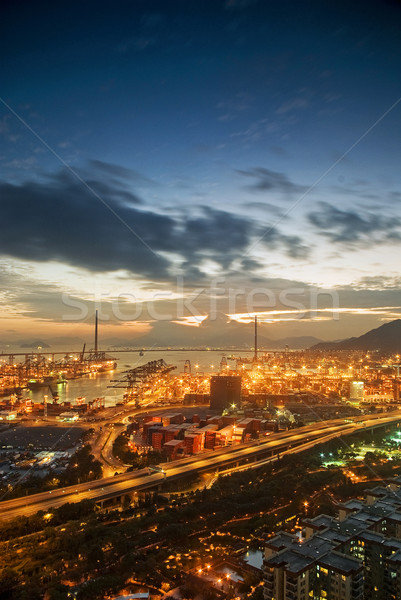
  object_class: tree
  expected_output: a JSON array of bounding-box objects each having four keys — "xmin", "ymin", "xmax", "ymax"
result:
[
  {"xmin": 364, "ymin": 451, "xmax": 377, "ymax": 463},
  {"xmin": 86, "ymin": 546, "xmax": 105, "ymax": 571},
  {"xmin": 16, "ymin": 585, "xmax": 45, "ymax": 600},
  {"xmin": 47, "ymin": 584, "xmax": 70, "ymax": 600},
  {"xmin": 76, "ymin": 575, "xmax": 122, "ymax": 600},
  {"xmin": 0, "ymin": 568, "xmax": 20, "ymax": 600}
]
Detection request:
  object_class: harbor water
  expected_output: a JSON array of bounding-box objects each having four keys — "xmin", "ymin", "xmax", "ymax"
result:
[{"xmin": 24, "ymin": 349, "xmax": 255, "ymax": 407}]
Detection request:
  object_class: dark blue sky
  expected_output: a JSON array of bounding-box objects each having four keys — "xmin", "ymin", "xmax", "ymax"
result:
[{"xmin": 1, "ymin": 0, "xmax": 401, "ymax": 345}]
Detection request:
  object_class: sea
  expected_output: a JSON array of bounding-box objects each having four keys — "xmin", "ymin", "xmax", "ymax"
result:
[{"xmin": 24, "ymin": 349, "xmax": 255, "ymax": 407}]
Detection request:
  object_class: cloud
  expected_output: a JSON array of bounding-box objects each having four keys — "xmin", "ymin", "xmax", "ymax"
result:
[
  {"xmin": 245, "ymin": 223, "xmax": 309, "ymax": 260},
  {"xmin": 5, "ymin": 257, "xmax": 401, "ymax": 346},
  {"xmin": 183, "ymin": 206, "xmax": 254, "ymax": 268},
  {"xmin": 0, "ymin": 264, "xmax": 67, "ymax": 321},
  {"xmin": 0, "ymin": 166, "xmax": 263, "ymax": 281},
  {"xmin": 275, "ymin": 97, "xmax": 309, "ymax": 114},
  {"xmin": 230, "ymin": 118, "xmax": 269, "ymax": 144},
  {"xmin": 246, "ymin": 201, "xmax": 284, "ymax": 217},
  {"xmin": 354, "ymin": 276, "xmax": 401, "ymax": 290},
  {"xmin": 88, "ymin": 160, "xmax": 158, "ymax": 188},
  {"xmin": 0, "ymin": 115, "xmax": 20, "ymax": 144},
  {"xmin": 236, "ymin": 167, "xmax": 308, "ymax": 195},
  {"xmin": 279, "ymin": 235, "xmax": 309, "ymax": 259},
  {"xmin": 270, "ymin": 145, "xmax": 289, "ymax": 157},
  {"xmin": 308, "ymin": 202, "xmax": 401, "ymax": 245},
  {"xmin": 0, "ymin": 168, "xmax": 172, "ymax": 280},
  {"xmin": 0, "ymin": 162, "xmax": 313, "ymax": 289}
]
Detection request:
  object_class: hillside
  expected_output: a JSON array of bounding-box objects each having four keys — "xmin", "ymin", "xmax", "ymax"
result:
[{"xmin": 312, "ymin": 319, "xmax": 401, "ymax": 353}]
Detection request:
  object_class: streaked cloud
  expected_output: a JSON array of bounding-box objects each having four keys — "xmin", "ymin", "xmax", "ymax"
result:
[
  {"xmin": 308, "ymin": 202, "xmax": 401, "ymax": 245},
  {"xmin": 237, "ymin": 167, "xmax": 309, "ymax": 195}
]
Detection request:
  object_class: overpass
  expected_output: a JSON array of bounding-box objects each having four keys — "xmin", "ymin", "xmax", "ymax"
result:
[{"xmin": 0, "ymin": 411, "xmax": 400, "ymax": 521}]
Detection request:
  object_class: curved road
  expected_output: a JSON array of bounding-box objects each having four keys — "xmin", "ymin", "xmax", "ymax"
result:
[{"xmin": 0, "ymin": 412, "xmax": 400, "ymax": 521}]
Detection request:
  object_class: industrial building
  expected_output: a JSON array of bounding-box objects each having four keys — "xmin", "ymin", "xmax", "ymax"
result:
[
  {"xmin": 263, "ymin": 475, "xmax": 401, "ymax": 600},
  {"xmin": 349, "ymin": 381, "xmax": 364, "ymax": 402},
  {"xmin": 209, "ymin": 375, "xmax": 242, "ymax": 410}
]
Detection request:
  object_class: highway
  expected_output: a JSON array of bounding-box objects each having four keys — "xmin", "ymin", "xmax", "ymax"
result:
[
  {"xmin": 90, "ymin": 426, "xmax": 125, "ymax": 477},
  {"xmin": 0, "ymin": 411, "xmax": 400, "ymax": 521},
  {"xmin": 91, "ymin": 403, "xmax": 210, "ymax": 474}
]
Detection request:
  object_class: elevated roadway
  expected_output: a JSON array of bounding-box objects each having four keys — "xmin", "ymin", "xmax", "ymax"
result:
[{"xmin": 1, "ymin": 411, "xmax": 400, "ymax": 521}]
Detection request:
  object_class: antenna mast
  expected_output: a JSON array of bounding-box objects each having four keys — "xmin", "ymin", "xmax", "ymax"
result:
[
  {"xmin": 95, "ymin": 310, "xmax": 98, "ymax": 355},
  {"xmin": 254, "ymin": 315, "xmax": 258, "ymax": 361}
]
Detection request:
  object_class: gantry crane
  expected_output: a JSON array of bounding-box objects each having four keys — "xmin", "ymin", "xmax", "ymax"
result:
[{"xmin": 108, "ymin": 359, "xmax": 176, "ymax": 406}]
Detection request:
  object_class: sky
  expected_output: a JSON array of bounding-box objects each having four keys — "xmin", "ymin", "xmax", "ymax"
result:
[{"xmin": 1, "ymin": 0, "xmax": 401, "ymax": 349}]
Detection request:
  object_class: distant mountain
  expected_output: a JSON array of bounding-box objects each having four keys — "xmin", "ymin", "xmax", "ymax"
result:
[
  {"xmin": 277, "ymin": 336, "xmax": 322, "ymax": 349},
  {"xmin": 0, "ymin": 320, "xmax": 324, "ymax": 353},
  {"xmin": 111, "ymin": 314, "xmax": 323, "ymax": 349},
  {"xmin": 311, "ymin": 319, "xmax": 401, "ymax": 353},
  {"xmin": 18, "ymin": 340, "xmax": 51, "ymax": 349},
  {"xmin": 47, "ymin": 336, "xmax": 86, "ymax": 347},
  {"xmin": 0, "ymin": 336, "xmax": 85, "ymax": 352}
]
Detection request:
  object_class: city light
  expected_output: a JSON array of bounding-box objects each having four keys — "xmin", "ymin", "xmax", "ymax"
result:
[{"xmin": 2, "ymin": 4, "xmax": 400, "ymax": 599}]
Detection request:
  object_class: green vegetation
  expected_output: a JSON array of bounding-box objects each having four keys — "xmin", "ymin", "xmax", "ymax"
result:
[{"xmin": 0, "ymin": 499, "xmax": 96, "ymax": 542}]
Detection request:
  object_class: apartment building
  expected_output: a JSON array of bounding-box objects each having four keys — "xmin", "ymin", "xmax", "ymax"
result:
[{"xmin": 263, "ymin": 475, "xmax": 401, "ymax": 600}]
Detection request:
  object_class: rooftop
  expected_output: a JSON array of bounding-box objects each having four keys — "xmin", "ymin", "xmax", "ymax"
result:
[{"xmin": 266, "ymin": 480, "xmax": 401, "ymax": 579}]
